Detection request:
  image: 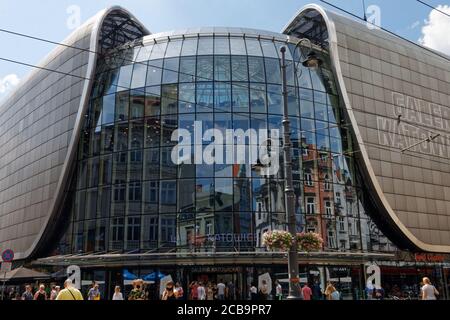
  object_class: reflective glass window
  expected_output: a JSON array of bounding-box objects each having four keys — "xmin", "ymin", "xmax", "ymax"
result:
[
  {"xmin": 145, "ymin": 86, "xmax": 161, "ymax": 117},
  {"xmin": 115, "ymin": 91, "xmax": 129, "ymax": 122},
  {"xmin": 197, "ymin": 56, "xmax": 214, "ymax": 81},
  {"xmin": 144, "ymin": 117, "xmax": 161, "ymax": 148},
  {"xmin": 130, "ymin": 62, "xmax": 148, "ymax": 89},
  {"xmin": 181, "ymin": 38, "xmax": 198, "ymax": 56},
  {"xmin": 150, "ymin": 42, "xmax": 168, "ymax": 60},
  {"xmin": 265, "ymin": 58, "xmax": 281, "ymax": 84},
  {"xmin": 144, "ymin": 148, "xmax": 160, "ymax": 179},
  {"xmin": 214, "ymin": 56, "xmax": 231, "ymax": 81},
  {"xmin": 117, "ymin": 65, "xmax": 133, "ymax": 91},
  {"xmin": 267, "ymin": 84, "xmax": 282, "ymax": 115},
  {"xmin": 245, "ymin": 38, "xmax": 263, "ymax": 56},
  {"xmin": 146, "ymin": 59, "xmax": 163, "ymax": 86},
  {"xmin": 230, "ymin": 37, "xmax": 247, "ymax": 55},
  {"xmin": 129, "ymin": 89, "xmax": 145, "ymax": 119},
  {"xmin": 198, "ymin": 37, "xmax": 214, "ymax": 55},
  {"xmin": 260, "ymin": 40, "xmax": 278, "ymax": 58},
  {"xmin": 232, "ymin": 83, "xmax": 249, "ymax": 113},
  {"xmin": 161, "ymin": 84, "xmax": 178, "ymax": 115},
  {"xmin": 102, "ymin": 94, "xmax": 115, "ymax": 125},
  {"xmin": 179, "ymin": 56, "xmax": 197, "ymax": 82},
  {"xmin": 215, "ymin": 83, "xmax": 232, "ymax": 112},
  {"xmin": 250, "ymin": 83, "xmax": 267, "ymax": 113},
  {"xmin": 162, "ymin": 58, "xmax": 179, "ymax": 84},
  {"xmin": 197, "ymin": 82, "xmax": 214, "ymax": 113},
  {"xmin": 214, "ymin": 37, "xmax": 230, "ymax": 55},
  {"xmin": 179, "ymin": 83, "xmax": 196, "ymax": 113},
  {"xmin": 135, "ymin": 45, "xmax": 153, "ymax": 62},
  {"xmin": 231, "ymin": 56, "xmax": 248, "ymax": 81},
  {"xmin": 165, "ymin": 40, "xmax": 183, "ymax": 58},
  {"xmin": 248, "ymin": 57, "xmax": 265, "ymax": 83}
]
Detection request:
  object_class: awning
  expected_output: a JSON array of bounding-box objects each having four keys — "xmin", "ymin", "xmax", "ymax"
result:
[{"xmin": 2, "ymin": 267, "xmax": 51, "ymax": 282}]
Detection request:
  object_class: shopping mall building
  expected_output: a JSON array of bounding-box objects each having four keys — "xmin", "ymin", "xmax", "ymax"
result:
[{"xmin": 1, "ymin": 4, "xmax": 450, "ymax": 299}]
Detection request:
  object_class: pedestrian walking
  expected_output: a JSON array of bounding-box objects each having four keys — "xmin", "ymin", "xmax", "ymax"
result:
[
  {"xmin": 88, "ymin": 282, "xmax": 100, "ymax": 300},
  {"xmin": 174, "ymin": 282, "xmax": 184, "ymax": 300},
  {"xmin": 161, "ymin": 281, "xmax": 177, "ymax": 300},
  {"xmin": 302, "ymin": 283, "xmax": 312, "ymax": 301},
  {"xmin": 112, "ymin": 286, "xmax": 124, "ymax": 300},
  {"xmin": 250, "ymin": 283, "xmax": 258, "ymax": 300},
  {"xmin": 21, "ymin": 285, "xmax": 33, "ymax": 301},
  {"xmin": 259, "ymin": 280, "xmax": 269, "ymax": 300},
  {"xmin": 197, "ymin": 282, "xmax": 206, "ymax": 300},
  {"xmin": 128, "ymin": 279, "xmax": 145, "ymax": 300},
  {"xmin": 56, "ymin": 279, "xmax": 84, "ymax": 300},
  {"xmin": 189, "ymin": 281, "xmax": 199, "ymax": 300},
  {"xmin": 275, "ymin": 280, "xmax": 283, "ymax": 300},
  {"xmin": 34, "ymin": 284, "xmax": 47, "ymax": 301},
  {"xmin": 217, "ymin": 280, "xmax": 226, "ymax": 300},
  {"xmin": 207, "ymin": 283, "xmax": 214, "ymax": 300},
  {"xmin": 325, "ymin": 283, "xmax": 340, "ymax": 300},
  {"xmin": 421, "ymin": 277, "xmax": 439, "ymax": 300}
]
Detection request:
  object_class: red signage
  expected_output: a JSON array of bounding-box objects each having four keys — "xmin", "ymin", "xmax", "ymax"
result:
[{"xmin": 414, "ymin": 253, "xmax": 444, "ymax": 263}]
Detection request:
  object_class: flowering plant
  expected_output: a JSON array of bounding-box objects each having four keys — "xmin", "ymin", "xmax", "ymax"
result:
[
  {"xmin": 262, "ymin": 230, "xmax": 294, "ymax": 251},
  {"xmin": 296, "ymin": 232, "xmax": 323, "ymax": 252}
]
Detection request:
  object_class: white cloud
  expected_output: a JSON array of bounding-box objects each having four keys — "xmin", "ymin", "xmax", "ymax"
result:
[
  {"xmin": 419, "ymin": 5, "xmax": 450, "ymax": 55},
  {"xmin": 0, "ymin": 74, "xmax": 20, "ymax": 94},
  {"xmin": 409, "ymin": 20, "xmax": 420, "ymax": 30}
]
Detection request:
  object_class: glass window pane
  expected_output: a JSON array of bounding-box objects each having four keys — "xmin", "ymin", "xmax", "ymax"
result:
[
  {"xmin": 231, "ymin": 56, "xmax": 248, "ymax": 81},
  {"xmin": 197, "ymin": 56, "xmax": 214, "ymax": 81},
  {"xmin": 179, "ymin": 56, "xmax": 197, "ymax": 82},
  {"xmin": 197, "ymin": 82, "xmax": 214, "ymax": 113},
  {"xmin": 101, "ymin": 124, "xmax": 114, "ymax": 154},
  {"xmin": 161, "ymin": 84, "xmax": 178, "ymax": 115},
  {"xmin": 144, "ymin": 148, "xmax": 160, "ymax": 179},
  {"xmin": 117, "ymin": 65, "xmax": 133, "ymax": 91},
  {"xmin": 214, "ymin": 56, "xmax": 231, "ymax": 81},
  {"xmin": 181, "ymin": 38, "xmax": 198, "ymax": 56},
  {"xmin": 232, "ymin": 83, "xmax": 249, "ymax": 113},
  {"xmin": 102, "ymin": 94, "xmax": 115, "ymax": 125},
  {"xmin": 150, "ymin": 42, "xmax": 168, "ymax": 60},
  {"xmin": 145, "ymin": 86, "xmax": 161, "ymax": 117},
  {"xmin": 165, "ymin": 40, "xmax": 183, "ymax": 58},
  {"xmin": 162, "ymin": 58, "xmax": 179, "ymax": 84},
  {"xmin": 114, "ymin": 122, "xmax": 129, "ymax": 152},
  {"xmin": 144, "ymin": 117, "xmax": 161, "ymax": 148},
  {"xmin": 267, "ymin": 84, "xmax": 282, "ymax": 115},
  {"xmin": 248, "ymin": 57, "xmax": 265, "ymax": 83},
  {"xmin": 245, "ymin": 38, "xmax": 263, "ymax": 56},
  {"xmin": 129, "ymin": 89, "xmax": 145, "ymax": 119},
  {"xmin": 179, "ymin": 83, "xmax": 196, "ymax": 113},
  {"xmin": 146, "ymin": 59, "xmax": 163, "ymax": 86},
  {"xmin": 215, "ymin": 83, "xmax": 232, "ymax": 112},
  {"xmin": 135, "ymin": 45, "xmax": 153, "ymax": 62},
  {"xmin": 115, "ymin": 91, "xmax": 129, "ymax": 122},
  {"xmin": 198, "ymin": 37, "xmax": 214, "ymax": 55},
  {"xmin": 230, "ymin": 37, "xmax": 247, "ymax": 55},
  {"xmin": 130, "ymin": 62, "xmax": 147, "ymax": 89},
  {"xmin": 265, "ymin": 58, "xmax": 281, "ymax": 84},
  {"xmin": 214, "ymin": 37, "xmax": 230, "ymax": 55},
  {"xmin": 161, "ymin": 115, "xmax": 178, "ymax": 146},
  {"xmin": 260, "ymin": 40, "xmax": 278, "ymax": 58},
  {"xmin": 250, "ymin": 84, "xmax": 267, "ymax": 113}
]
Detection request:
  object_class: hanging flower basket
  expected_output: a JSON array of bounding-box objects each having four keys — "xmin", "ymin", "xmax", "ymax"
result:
[
  {"xmin": 262, "ymin": 230, "xmax": 294, "ymax": 251},
  {"xmin": 296, "ymin": 232, "xmax": 323, "ymax": 252}
]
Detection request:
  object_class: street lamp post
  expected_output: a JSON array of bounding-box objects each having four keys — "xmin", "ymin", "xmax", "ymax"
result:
[
  {"xmin": 280, "ymin": 42, "xmax": 322, "ymax": 300},
  {"xmin": 280, "ymin": 46, "xmax": 301, "ymax": 300}
]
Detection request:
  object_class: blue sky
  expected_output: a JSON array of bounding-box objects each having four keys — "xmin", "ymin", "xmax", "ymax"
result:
[{"xmin": 0, "ymin": 0, "xmax": 449, "ymax": 98}]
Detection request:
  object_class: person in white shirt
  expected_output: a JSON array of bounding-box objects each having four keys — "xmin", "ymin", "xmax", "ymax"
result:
[
  {"xmin": 112, "ymin": 286, "xmax": 124, "ymax": 300},
  {"xmin": 197, "ymin": 282, "xmax": 206, "ymax": 300},
  {"xmin": 250, "ymin": 284, "xmax": 258, "ymax": 300},
  {"xmin": 217, "ymin": 280, "xmax": 226, "ymax": 300},
  {"xmin": 421, "ymin": 277, "xmax": 439, "ymax": 300},
  {"xmin": 275, "ymin": 280, "xmax": 283, "ymax": 300}
]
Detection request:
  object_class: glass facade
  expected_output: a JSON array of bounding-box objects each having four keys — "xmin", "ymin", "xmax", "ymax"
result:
[{"xmin": 56, "ymin": 33, "xmax": 395, "ymax": 256}]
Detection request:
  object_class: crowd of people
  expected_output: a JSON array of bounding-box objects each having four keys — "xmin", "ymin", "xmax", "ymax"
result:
[{"xmin": 0, "ymin": 277, "xmax": 441, "ymax": 301}]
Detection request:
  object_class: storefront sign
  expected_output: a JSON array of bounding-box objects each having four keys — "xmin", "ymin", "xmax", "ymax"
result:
[
  {"xmin": 191, "ymin": 266, "xmax": 242, "ymax": 273},
  {"xmin": 207, "ymin": 233, "xmax": 255, "ymax": 242},
  {"xmin": 414, "ymin": 253, "xmax": 444, "ymax": 263}
]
